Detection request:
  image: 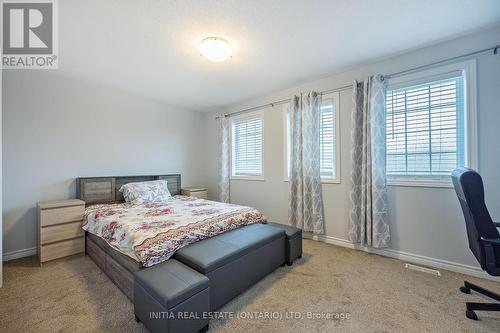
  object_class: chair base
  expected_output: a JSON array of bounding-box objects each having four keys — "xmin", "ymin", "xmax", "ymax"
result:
[
  {"xmin": 465, "ymin": 309, "xmax": 478, "ymax": 320},
  {"xmin": 460, "ymin": 281, "xmax": 500, "ymax": 320}
]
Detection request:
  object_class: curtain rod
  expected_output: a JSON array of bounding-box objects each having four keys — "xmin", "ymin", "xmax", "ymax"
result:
[
  {"xmin": 216, "ymin": 44, "xmax": 499, "ymax": 120},
  {"xmin": 385, "ymin": 44, "xmax": 498, "ymax": 79},
  {"xmin": 216, "ymin": 84, "xmax": 353, "ymax": 120}
]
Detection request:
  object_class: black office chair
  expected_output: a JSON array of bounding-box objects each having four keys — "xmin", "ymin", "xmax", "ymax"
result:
[{"xmin": 452, "ymin": 167, "xmax": 500, "ymax": 320}]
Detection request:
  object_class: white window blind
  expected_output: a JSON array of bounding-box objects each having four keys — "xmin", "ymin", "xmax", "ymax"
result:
[
  {"xmin": 320, "ymin": 101, "xmax": 336, "ymax": 179},
  {"xmin": 386, "ymin": 74, "xmax": 465, "ymax": 178},
  {"xmin": 231, "ymin": 115, "xmax": 263, "ymax": 177},
  {"xmin": 285, "ymin": 94, "xmax": 338, "ymax": 181}
]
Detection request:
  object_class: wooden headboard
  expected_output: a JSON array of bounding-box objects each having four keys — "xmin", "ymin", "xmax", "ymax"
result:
[{"xmin": 76, "ymin": 174, "xmax": 181, "ymax": 205}]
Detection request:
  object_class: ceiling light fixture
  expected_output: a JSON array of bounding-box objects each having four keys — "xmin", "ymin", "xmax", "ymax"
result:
[{"xmin": 199, "ymin": 37, "xmax": 232, "ymax": 62}]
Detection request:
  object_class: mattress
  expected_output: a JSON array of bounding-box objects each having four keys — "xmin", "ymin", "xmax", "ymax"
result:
[{"xmin": 83, "ymin": 195, "xmax": 266, "ymax": 267}]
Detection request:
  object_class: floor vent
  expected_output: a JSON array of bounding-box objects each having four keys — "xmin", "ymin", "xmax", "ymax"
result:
[{"xmin": 405, "ymin": 263, "xmax": 441, "ymax": 276}]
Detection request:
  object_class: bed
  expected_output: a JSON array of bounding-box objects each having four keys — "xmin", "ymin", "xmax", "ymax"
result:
[{"xmin": 77, "ymin": 174, "xmax": 267, "ymax": 300}]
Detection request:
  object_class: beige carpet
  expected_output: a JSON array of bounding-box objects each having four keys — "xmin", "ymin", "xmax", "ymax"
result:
[{"xmin": 1, "ymin": 240, "xmax": 499, "ymax": 333}]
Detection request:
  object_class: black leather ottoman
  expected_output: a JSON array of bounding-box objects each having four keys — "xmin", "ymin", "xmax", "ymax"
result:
[
  {"xmin": 134, "ymin": 259, "xmax": 210, "ymax": 333},
  {"xmin": 266, "ymin": 222, "xmax": 302, "ymax": 265},
  {"xmin": 174, "ymin": 223, "xmax": 286, "ymax": 311}
]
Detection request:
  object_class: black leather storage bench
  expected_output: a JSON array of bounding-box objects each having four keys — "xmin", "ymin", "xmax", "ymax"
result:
[
  {"xmin": 174, "ymin": 223, "xmax": 285, "ymax": 310},
  {"xmin": 266, "ymin": 222, "xmax": 302, "ymax": 265},
  {"xmin": 134, "ymin": 259, "xmax": 209, "ymax": 333}
]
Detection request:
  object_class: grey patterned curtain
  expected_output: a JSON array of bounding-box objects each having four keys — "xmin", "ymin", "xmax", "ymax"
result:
[
  {"xmin": 288, "ymin": 92, "xmax": 325, "ymax": 234},
  {"xmin": 348, "ymin": 75, "xmax": 390, "ymax": 248},
  {"xmin": 217, "ymin": 114, "xmax": 230, "ymax": 203}
]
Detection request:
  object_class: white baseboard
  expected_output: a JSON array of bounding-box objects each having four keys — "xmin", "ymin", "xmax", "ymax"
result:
[
  {"xmin": 2, "ymin": 247, "xmax": 37, "ymax": 262},
  {"xmin": 303, "ymin": 233, "xmax": 500, "ymax": 282}
]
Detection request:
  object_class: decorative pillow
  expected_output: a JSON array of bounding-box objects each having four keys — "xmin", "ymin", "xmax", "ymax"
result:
[{"xmin": 119, "ymin": 180, "xmax": 171, "ymax": 205}]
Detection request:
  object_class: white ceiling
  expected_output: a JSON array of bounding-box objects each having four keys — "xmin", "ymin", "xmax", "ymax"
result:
[{"xmin": 58, "ymin": 0, "xmax": 500, "ymax": 111}]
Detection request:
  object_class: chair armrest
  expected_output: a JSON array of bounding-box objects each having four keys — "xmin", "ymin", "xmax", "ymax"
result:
[
  {"xmin": 481, "ymin": 237, "xmax": 500, "ymax": 246},
  {"xmin": 494, "ymin": 222, "xmax": 500, "ymax": 228},
  {"xmin": 481, "ymin": 237, "xmax": 500, "ymax": 274}
]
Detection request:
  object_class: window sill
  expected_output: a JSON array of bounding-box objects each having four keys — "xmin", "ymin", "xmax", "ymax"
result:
[
  {"xmin": 321, "ymin": 179, "xmax": 341, "ymax": 184},
  {"xmin": 230, "ymin": 176, "xmax": 265, "ymax": 181},
  {"xmin": 283, "ymin": 178, "xmax": 341, "ymax": 184},
  {"xmin": 387, "ymin": 178, "xmax": 453, "ymax": 188}
]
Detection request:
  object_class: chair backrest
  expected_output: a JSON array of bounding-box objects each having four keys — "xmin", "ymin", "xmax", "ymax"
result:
[{"xmin": 452, "ymin": 167, "xmax": 499, "ymax": 270}]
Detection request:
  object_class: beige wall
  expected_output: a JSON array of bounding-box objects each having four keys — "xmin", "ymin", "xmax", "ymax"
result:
[
  {"xmin": 2, "ymin": 71, "xmax": 207, "ymax": 256},
  {"xmin": 204, "ymin": 26, "xmax": 500, "ymax": 271}
]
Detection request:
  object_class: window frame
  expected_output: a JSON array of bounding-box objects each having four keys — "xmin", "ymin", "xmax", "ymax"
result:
[
  {"xmin": 283, "ymin": 91, "xmax": 341, "ymax": 184},
  {"xmin": 385, "ymin": 59, "xmax": 477, "ymax": 188},
  {"xmin": 229, "ymin": 110, "xmax": 265, "ymax": 181}
]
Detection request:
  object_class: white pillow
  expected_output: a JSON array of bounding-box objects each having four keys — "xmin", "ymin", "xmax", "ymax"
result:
[{"xmin": 119, "ymin": 180, "xmax": 171, "ymax": 205}]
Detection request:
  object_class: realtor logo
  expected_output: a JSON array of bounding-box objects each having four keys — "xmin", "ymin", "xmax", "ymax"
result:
[{"xmin": 2, "ymin": 0, "xmax": 58, "ymax": 69}]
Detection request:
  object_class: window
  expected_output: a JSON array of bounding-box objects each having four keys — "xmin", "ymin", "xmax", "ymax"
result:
[
  {"xmin": 386, "ymin": 60, "xmax": 477, "ymax": 187},
  {"xmin": 284, "ymin": 92, "xmax": 340, "ymax": 183},
  {"xmin": 230, "ymin": 112, "xmax": 264, "ymax": 179}
]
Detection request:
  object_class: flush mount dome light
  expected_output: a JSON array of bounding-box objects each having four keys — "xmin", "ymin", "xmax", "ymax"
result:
[{"xmin": 199, "ymin": 37, "xmax": 232, "ymax": 62}]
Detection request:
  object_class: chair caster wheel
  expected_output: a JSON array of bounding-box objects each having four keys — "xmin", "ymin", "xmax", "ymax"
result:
[
  {"xmin": 460, "ymin": 286, "xmax": 471, "ymax": 294},
  {"xmin": 465, "ymin": 310, "xmax": 478, "ymax": 320},
  {"xmin": 134, "ymin": 315, "xmax": 140, "ymax": 323}
]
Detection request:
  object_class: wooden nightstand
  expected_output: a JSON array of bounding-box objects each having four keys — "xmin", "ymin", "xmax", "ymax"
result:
[
  {"xmin": 37, "ymin": 199, "xmax": 86, "ymax": 265},
  {"xmin": 181, "ymin": 187, "xmax": 208, "ymax": 199}
]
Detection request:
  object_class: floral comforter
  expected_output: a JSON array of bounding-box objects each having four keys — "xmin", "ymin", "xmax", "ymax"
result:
[{"xmin": 82, "ymin": 196, "xmax": 266, "ymax": 267}]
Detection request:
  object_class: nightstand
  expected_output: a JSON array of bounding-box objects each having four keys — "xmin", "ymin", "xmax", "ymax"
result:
[
  {"xmin": 181, "ymin": 187, "xmax": 208, "ymax": 199},
  {"xmin": 37, "ymin": 199, "xmax": 86, "ymax": 265}
]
